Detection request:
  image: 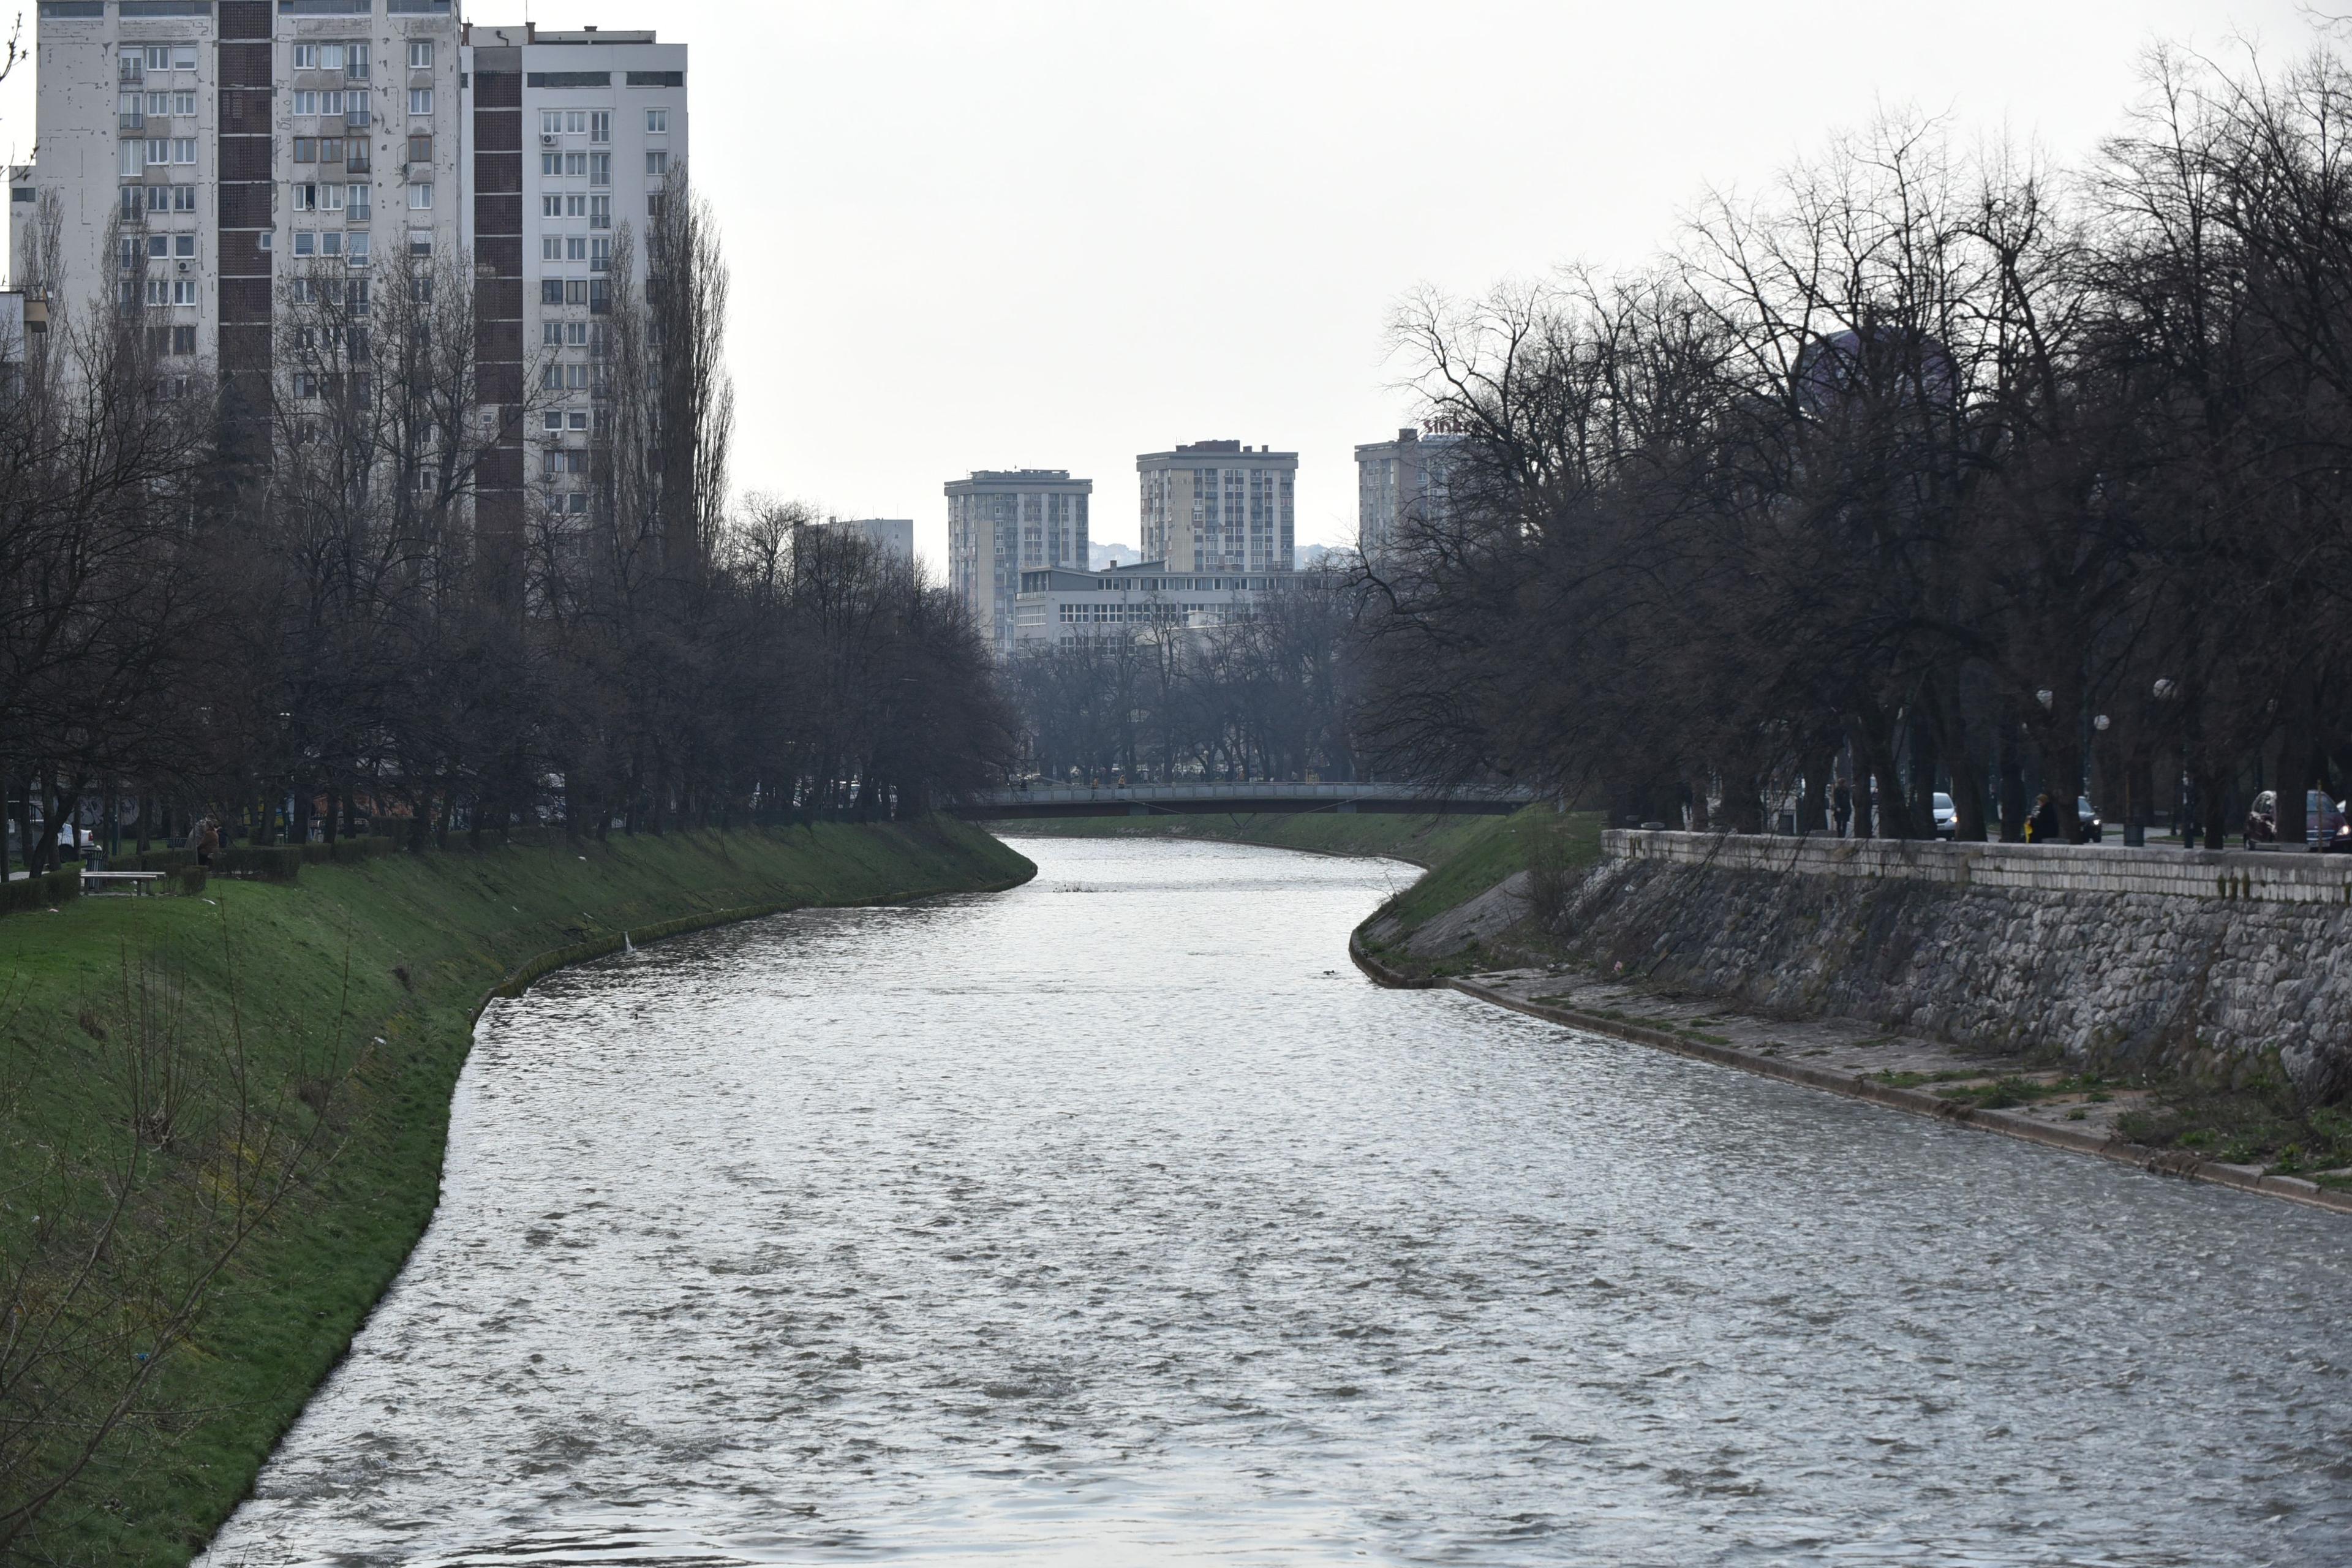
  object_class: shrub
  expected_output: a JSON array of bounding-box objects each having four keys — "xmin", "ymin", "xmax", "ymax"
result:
[
  {"xmin": 0, "ymin": 868, "xmax": 84, "ymax": 918},
  {"xmin": 219, "ymin": 845, "xmax": 304, "ymax": 882},
  {"xmin": 173, "ymin": 865, "xmax": 208, "ymax": 896},
  {"xmin": 124, "ymin": 847, "xmax": 197, "ymax": 873}
]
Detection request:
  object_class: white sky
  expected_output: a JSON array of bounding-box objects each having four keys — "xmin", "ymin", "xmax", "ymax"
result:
[{"xmin": 0, "ymin": 0, "xmax": 2321, "ymax": 570}]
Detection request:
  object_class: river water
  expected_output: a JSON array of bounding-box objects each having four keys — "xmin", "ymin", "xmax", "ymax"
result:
[{"xmin": 202, "ymin": 836, "xmax": 2352, "ymax": 1568}]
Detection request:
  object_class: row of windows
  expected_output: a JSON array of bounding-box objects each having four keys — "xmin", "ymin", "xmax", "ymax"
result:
[
  {"xmin": 119, "ymin": 233, "xmax": 198, "ymax": 265},
  {"xmin": 538, "ymin": 109, "xmax": 667, "ymax": 138},
  {"xmin": 119, "ymin": 140, "xmax": 197, "ymax": 174},
  {"xmin": 262, "ymin": 230, "xmax": 437, "ymax": 261},
  {"xmin": 288, "ymin": 43, "xmax": 371, "ymax": 76},
  {"xmin": 541, "ymin": 235, "xmax": 614, "ymax": 269},
  {"xmin": 117, "ymin": 45, "xmax": 197, "ymax": 81},
  {"xmin": 539, "ymin": 149, "xmax": 667, "ymax": 180},
  {"xmin": 289, "ymin": 181, "xmax": 432, "ymax": 209},
  {"xmin": 119, "ymin": 277, "xmax": 200, "ymax": 307},
  {"xmin": 290, "ymin": 182, "xmax": 374, "ymax": 215},
  {"xmin": 543, "ymin": 321, "xmax": 600, "ymax": 348},
  {"xmin": 541, "ymin": 193, "xmax": 611, "ymax": 225},
  {"xmin": 539, "ymin": 278, "xmax": 612, "ymax": 309},
  {"xmin": 119, "ymin": 184, "xmax": 199, "ymax": 216},
  {"xmin": 119, "ymin": 91, "xmax": 197, "ymax": 120}
]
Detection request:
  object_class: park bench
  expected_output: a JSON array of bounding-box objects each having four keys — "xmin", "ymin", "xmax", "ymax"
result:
[{"xmin": 80, "ymin": 870, "xmax": 167, "ymax": 895}]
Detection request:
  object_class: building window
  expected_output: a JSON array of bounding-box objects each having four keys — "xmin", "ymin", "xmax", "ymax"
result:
[
  {"xmin": 590, "ymin": 236, "xmax": 612, "ymax": 272},
  {"xmin": 589, "ymin": 195, "xmax": 611, "ymax": 229},
  {"xmin": 173, "ymin": 184, "xmax": 195, "ymax": 211},
  {"xmin": 293, "ymin": 44, "xmax": 320, "ymax": 69},
  {"xmin": 589, "ymin": 151, "xmax": 609, "ymax": 186},
  {"xmin": 408, "ymin": 88, "xmax": 434, "ymax": 116},
  {"xmin": 348, "ymin": 184, "xmax": 370, "ymax": 218},
  {"xmin": 565, "ymin": 321, "xmax": 588, "ymax": 346},
  {"xmin": 540, "ymin": 279, "xmax": 564, "ymax": 306},
  {"xmin": 174, "ymin": 233, "xmax": 194, "ymax": 258},
  {"xmin": 541, "ymin": 237, "xmax": 561, "ymax": 262},
  {"xmin": 564, "ymin": 279, "xmax": 587, "ymax": 306},
  {"xmin": 292, "ymin": 183, "xmax": 318, "ymax": 211},
  {"xmin": 318, "ymin": 183, "xmax": 345, "ymax": 212},
  {"xmin": 171, "ymin": 324, "xmax": 195, "ymax": 355},
  {"xmin": 403, "ymin": 132, "xmax": 430, "ymax": 165},
  {"xmin": 293, "ymin": 137, "xmax": 317, "ymax": 164},
  {"xmin": 542, "ymin": 322, "xmax": 563, "ymax": 346},
  {"xmin": 171, "ymin": 91, "xmax": 195, "ymax": 116},
  {"xmin": 409, "ymin": 183, "xmax": 432, "ymax": 209},
  {"xmin": 645, "ymin": 149, "xmax": 668, "ymax": 178},
  {"xmin": 591, "ymin": 111, "xmax": 611, "ymax": 144},
  {"xmin": 565, "ymin": 235, "xmax": 586, "ymax": 261},
  {"xmin": 408, "ymin": 40, "xmax": 433, "ymax": 70},
  {"xmin": 646, "ymin": 108, "xmax": 668, "ymax": 135},
  {"xmin": 143, "ymin": 44, "xmax": 170, "ymax": 72},
  {"xmin": 346, "ymin": 44, "xmax": 370, "ymax": 81},
  {"xmin": 409, "ymin": 228, "xmax": 433, "ymax": 257},
  {"xmin": 118, "ymin": 143, "xmax": 145, "ymax": 179},
  {"xmin": 647, "ymin": 192, "xmax": 667, "ymax": 220},
  {"xmin": 293, "ymin": 91, "xmax": 318, "ymax": 115},
  {"xmin": 349, "ymin": 232, "xmax": 370, "ymax": 265},
  {"xmin": 172, "ymin": 278, "xmax": 196, "ymax": 305},
  {"xmin": 172, "ymin": 44, "xmax": 195, "ymax": 70},
  {"xmin": 539, "ymin": 110, "xmax": 562, "ymax": 136},
  {"xmin": 320, "ymin": 137, "xmax": 344, "ymax": 163},
  {"xmin": 293, "ymin": 230, "xmax": 315, "ymax": 255},
  {"xmin": 118, "ymin": 51, "xmax": 143, "ymax": 85},
  {"xmin": 145, "ymin": 137, "xmax": 168, "ymax": 165}
]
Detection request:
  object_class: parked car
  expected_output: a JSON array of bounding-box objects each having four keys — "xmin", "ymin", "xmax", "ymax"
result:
[
  {"xmin": 1932, "ymin": 791, "xmax": 1956, "ymax": 839},
  {"xmin": 2078, "ymin": 796, "xmax": 2103, "ymax": 843}
]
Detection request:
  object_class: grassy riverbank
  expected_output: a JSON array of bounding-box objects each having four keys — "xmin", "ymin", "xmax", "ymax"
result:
[{"xmin": 0, "ymin": 820, "xmax": 1031, "ymax": 1566}]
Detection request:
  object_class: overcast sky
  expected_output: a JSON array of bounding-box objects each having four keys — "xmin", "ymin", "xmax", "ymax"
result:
[{"xmin": 0, "ymin": 0, "xmax": 2322, "ymax": 568}]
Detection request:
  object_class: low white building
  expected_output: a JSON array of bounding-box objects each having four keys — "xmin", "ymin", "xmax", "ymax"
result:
[{"xmin": 1010, "ymin": 559, "xmax": 1326, "ymax": 652}]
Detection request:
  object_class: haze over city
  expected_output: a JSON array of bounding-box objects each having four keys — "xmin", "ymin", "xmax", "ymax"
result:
[{"xmin": 1, "ymin": 0, "xmax": 2310, "ymax": 565}]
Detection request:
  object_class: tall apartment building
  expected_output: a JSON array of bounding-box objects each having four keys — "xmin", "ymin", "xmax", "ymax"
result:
[
  {"xmin": 459, "ymin": 23, "xmax": 686, "ymax": 536},
  {"xmin": 7, "ymin": 7, "xmax": 686, "ymax": 562},
  {"xmin": 12, "ymin": 0, "xmax": 467, "ymax": 407},
  {"xmin": 944, "ymin": 469, "xmax": 1091, "ymax": 657},
  {"xmin": 1137, "ymin": 439, "xmax": 1295, "ymax": 575},
  {"xmin": 1354, "ymin": 425, "xmax": 1463, "ymax": 557},
  {"xmin": 821, "ymin": 517, "xmax": 914, "ymax": 563}
]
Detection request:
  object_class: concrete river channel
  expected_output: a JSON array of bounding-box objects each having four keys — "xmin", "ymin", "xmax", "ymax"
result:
[{"xmin": 202, "ymin": 837, "xmax": 2351, "ymax": 1567}]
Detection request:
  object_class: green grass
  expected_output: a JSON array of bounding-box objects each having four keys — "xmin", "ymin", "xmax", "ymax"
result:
[{"xmin": 0, "ymin": 820, "xmax": 1031, "ymax": 1566}]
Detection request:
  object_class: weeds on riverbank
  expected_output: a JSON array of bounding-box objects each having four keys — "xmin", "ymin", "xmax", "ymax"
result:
[{"xmin": 2120, "ymin": 1093, "xmax": 2352, "ymax": 1185}]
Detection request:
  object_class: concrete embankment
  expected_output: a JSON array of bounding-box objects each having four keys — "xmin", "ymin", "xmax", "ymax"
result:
[
  {"xmin": 1355, "ymin": 825, "xmax": 2352, "ymax": 1216},
  {"xmin": 1, "ymin": 820, "xmax": 1033, "ymax": 1568}
]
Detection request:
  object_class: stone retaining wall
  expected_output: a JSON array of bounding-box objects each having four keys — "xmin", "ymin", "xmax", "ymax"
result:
[
  {"xmin": 1559, "ymin": 832, "xmax": 2352, "ymax": 1101},
  {"xmin": 1605, "ymin": 829, "xmax": 2352, "ymax": 904}
]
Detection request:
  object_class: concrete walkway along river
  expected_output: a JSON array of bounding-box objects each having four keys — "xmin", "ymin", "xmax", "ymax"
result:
[{"xmin": 202, "ymin": 836, "xmax": 2352, "ymax": 1567}]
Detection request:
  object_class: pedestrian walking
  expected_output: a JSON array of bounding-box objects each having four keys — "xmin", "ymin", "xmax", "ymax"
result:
[
  {"xmin": 194, "ymin": 817, "xmax": 219, "ymax": 868},
  {"xmin": 1831, "ymin": 780, "xmax": 1852, "ymax": 838},
  {"xmin": 2029, "ymin": 792, "xmax": 2063, "ymax": 844}
]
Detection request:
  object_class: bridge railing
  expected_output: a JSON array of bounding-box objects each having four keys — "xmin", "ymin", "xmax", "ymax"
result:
[{"xmin": 968, "ymin": 782, "xmax": 1535, "ymax": 807}]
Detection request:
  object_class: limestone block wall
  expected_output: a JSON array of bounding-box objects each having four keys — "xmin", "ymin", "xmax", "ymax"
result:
[{"xmin": 1561, "ymin": 832, "xmax": 2352, "ymax": 1101}]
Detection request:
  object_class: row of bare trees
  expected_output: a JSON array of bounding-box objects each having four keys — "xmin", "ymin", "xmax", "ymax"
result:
[
  {"xmin": 1358, "ymin": 39, "xmax": 2352, "ymax": 846},
  {"xmin": 1003, "ymin": 579, "xmax": 1356, "ymax": 785},
  {"xmin": 2, "ymin": 166, "xmax": 1008, "ymax": 875}
]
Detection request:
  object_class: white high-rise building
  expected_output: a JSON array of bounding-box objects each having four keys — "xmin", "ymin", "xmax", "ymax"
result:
[
  {"xmin": 945, "ymin": 469, "xmax": 1091, "ymax": 657},
  {"xmin": 10, "ymin": 0, "xmax": 466, "ymax": 410},
  {"xmin": 822, "ymin": 517, "xmax": 914, "ymax": 563},
  {"xmin": 1354, "ymin": 425, "xmax": 1464, "ymax": 558},
  {"xmin": 461, "ymin": 22, "xmax": 687, "ymax": 538},
  {"xmin": 1137, "ymin": 439, "xmax": 1295, "ymax": 575}
]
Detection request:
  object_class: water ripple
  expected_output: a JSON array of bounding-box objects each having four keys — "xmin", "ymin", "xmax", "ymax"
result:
[{"xmin": 202, "ymin": 837, "xmax": 2352, "ymax": 1567}]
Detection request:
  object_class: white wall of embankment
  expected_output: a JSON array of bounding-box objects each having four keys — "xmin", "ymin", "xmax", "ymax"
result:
[{"xmin": 1568, "ymin": 832, "xmax": 2352, "ymax": 1098}]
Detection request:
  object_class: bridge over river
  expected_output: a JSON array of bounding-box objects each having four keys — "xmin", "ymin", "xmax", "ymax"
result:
[{"xmin": 962, "ymin": 781, "xmax": 1534, "ymax": 819}]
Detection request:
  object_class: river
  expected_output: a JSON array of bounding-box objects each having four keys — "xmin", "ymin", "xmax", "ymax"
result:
[{"xmin": 202, "ymin": 835, "xmax": 2352, "ymax": 1567}]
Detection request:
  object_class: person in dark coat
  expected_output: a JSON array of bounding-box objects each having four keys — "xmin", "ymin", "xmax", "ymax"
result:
[
  {"xmin": 1831, "ymin": 780, "xmax": 1853, "ymax": 837},
  {"xmin": 2030, "ymin": 792, "xmax": 2064, "ymax": 844}
]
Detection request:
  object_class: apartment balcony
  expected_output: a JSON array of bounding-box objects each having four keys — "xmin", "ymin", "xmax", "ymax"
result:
[{"xmin": 119, "ymin": 111, "xmax": 145, "ymax": 130}]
